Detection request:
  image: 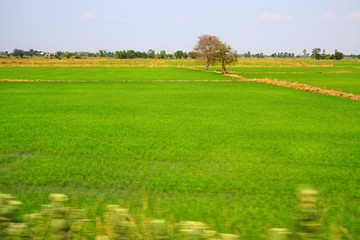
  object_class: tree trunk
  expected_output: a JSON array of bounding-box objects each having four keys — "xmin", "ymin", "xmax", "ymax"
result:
[
  {"xmin": 205, "ymin": 57, "xmax": 210, "ymax": 70},
  {"xmin": 221, "ymin": 59, "xmax": 227, "ymax": 74}
]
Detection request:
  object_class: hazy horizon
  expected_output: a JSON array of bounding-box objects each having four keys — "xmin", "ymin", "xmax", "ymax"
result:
[{"xmin": 1, "ymin": 0, "xmax": 360, "ymax": 55}]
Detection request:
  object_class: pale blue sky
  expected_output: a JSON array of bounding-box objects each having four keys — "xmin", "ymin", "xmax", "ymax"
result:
[{"xmin": 1, "ymin": 0, "xmax": 360, "ymax": 55}]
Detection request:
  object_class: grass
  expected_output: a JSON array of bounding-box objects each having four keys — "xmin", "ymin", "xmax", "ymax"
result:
[
  {"xmin": 1, "ymin": 57, "xmax": 357, "ymax": 68},
  {"xmin": 0, "ymin": 67, "xmax": 233, "ymax": 82},
  {"xmin": 228, "ymin": 61, "xmax": 360, "ymax": 95},
  {"xmin": 2, "ymin": 57, "xmax": 359, "ymax": 94},
  {"xmin": 1, "ymin": 78, "xmax": 359, "ymax": 239}
]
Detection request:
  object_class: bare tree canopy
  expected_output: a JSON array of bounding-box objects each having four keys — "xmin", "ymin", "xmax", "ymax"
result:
[
  {"xmin": 193, "ymin": 34, "xmax": 237, "ymax": 73},
  {"xmin": 193, "ymin": 35, "xmax": 222, "ymax": 70}
]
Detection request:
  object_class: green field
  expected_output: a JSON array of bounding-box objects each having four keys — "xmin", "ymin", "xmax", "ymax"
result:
[
  {"xmin": 0, "ymin": 67, "xmax": 232, "ymax": 81},
  {"xmin": 228, "ymin": 61, "xmax": 360, "ymax": 95},
  {"xmin": 0, "ymin": 61, "xmax": 360, "ymax": 239}
]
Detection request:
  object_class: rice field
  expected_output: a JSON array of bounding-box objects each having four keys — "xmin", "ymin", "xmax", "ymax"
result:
[
  {"xmin": 0, "ymin": 67, "xmax": 232, "ymax": 82},
  {"xmin": 0, "ymin": 58, "xmax": 359, "ymax": 239},
  {"xmin": 227, "ymin": 60, "xmax": 360, "ymax": 95}
]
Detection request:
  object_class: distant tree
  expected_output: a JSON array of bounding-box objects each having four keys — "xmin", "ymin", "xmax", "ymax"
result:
[
  {"xmin": 137, "ymin": 51, "xmax": 148, "ymax": 58},
  {"xmin": 312, "ymin": 48, "xmax": 321, "ymax": 60},
  {"xmin": 158, "ymin": 50, "xmax": 166, "ymax": 59},
  {"xmin": 188, "ymin": 51, "xmax": 196, "ymax": 59},
  {"xmin": 244, "ymin": 51, "xmax": 251, "ymax": 58},
  {"xmin": 12, "ymin": 49, "xmax": 25, "ymax": 58},
  {"xmin": 147, "ymin": 49, "xmax": 156, "ymax": 59},
  {"xmin": 122, "ymin": 51, "xmax": 128, "ymax": 58},
  {"xmin": 348, "ymin": 54, "xmax": 356, "ymax": 59},
  {"xmin": 106, "ymin": 52, "xmax": 114, "ymax": 58},
  {"xmin": 81, "ymin": 52, "xmax": 97, "ymax": 57},
  {"xmin": 28, "ymin": 49, "xmax": 35, "ymax": 57},
  {"xmin": 55, "ymin": 51, "xmax": 63, "ymax": 58},
  {"xmin": 64, "ymin": 52, "xmax": 73, "ymax": 59},
  {"xmin": 0, "ymin": 51, "xmax": 8, "ymax": 57},
  {"xmin": 303, "ymin": 49, "xmax": 307, "ymax": 59},
  {"xmin": 98, "ymin": 50, "xmax": 106, "ymax": 57},
  {"xmin": 26, "ymin": 49, "xmax": 42, "ymax": 57},
  {"xmin": 333, "ymin": 49, "xmax": 344, "ymax": 60},
  {"xmin": 217, "ymin": 43, "xmax": 237, "ymax": 73},
  {"xmin": 174, "ymin": 50, "xmax": 185, "ymax": 59},
  {"xmin": 126, "ymin": 50, "xmax": 136, "ymax": 59},
  {"xmin": 193, "ymin": 34, "xmax": 222, "ymax": 70},
  {"xmin": 254, "ymin": 53, "xmax": 264, "ymax": 58},
  {"xmin": 119, "ymin": 50, "xmax": 128, "ymax": 59},
  {"xmin": 320, "ymin": 49, "xmax": 330, "ymax": 60}
]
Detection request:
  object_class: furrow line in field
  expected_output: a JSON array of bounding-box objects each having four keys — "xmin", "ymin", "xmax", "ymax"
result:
[
  {"xmin": 186, "ymin": 69, "xmax": 360, "ymax": 100},
  {"xmin": 222, "ymin": 72, "xmax": 360, "ymax": 101}
]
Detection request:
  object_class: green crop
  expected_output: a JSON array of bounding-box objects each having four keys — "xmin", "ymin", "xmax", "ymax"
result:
[
  {"xmin": 1, "ymin": 79, "xmax": 359, "ymax": 239},
  {"xmin": 0, "ymin": 67, "xmax": 232, "ymax": 82},
  {"xmin": 0, "ymin": 61, "xmax": 359, "ymax": 239},
  {"xmin": 228, "ymin": 62, "xmax": 360, "ymax": 95}
]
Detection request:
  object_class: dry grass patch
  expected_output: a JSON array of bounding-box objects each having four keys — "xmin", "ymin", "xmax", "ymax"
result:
[{"xmin": 0, "ymin": 58, "xmax": 199, "ymax": 68}]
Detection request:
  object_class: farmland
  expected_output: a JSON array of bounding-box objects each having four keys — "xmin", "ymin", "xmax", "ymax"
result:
[
  {"xmin": 0, "ymin": 67, "xmax": 233, "ymax": 82},
  {"xmin": 0, "ymin": 58, "xmax": 359, "ymax": 239},
  {"xmin": 228, "ymin": 64, "xmax": 360, "ymax": 95}
]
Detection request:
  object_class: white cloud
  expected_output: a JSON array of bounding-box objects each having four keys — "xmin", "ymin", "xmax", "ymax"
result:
[
  {"xmin": 81, "ymin": 12, "xmax": 97, "ymax": 19},
  {"xmin": 347, "ymin": 11, "xmax": 360, "ymax": 21},
  {"xmin": 258, "ymin": 13, "xmax": 292, "ymax": 23}
]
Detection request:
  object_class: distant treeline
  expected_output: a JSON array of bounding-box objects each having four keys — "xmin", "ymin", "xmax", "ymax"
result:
[
  {"xmin": 0, "ymin": 49, "xmax": 197, "ymax": 59},
  {"xmin": 1, "ymin": 48, "xmax": 358, "ymax": 60}
]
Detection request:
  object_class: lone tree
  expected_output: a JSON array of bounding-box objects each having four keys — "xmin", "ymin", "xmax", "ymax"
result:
[
  {"xmin": 218, "ymin": 43, "xmax": 237, "ymax": 73},
  {"xmin": 193, "ymin": 34, "xmax": 222, "ymax": 70},
  {"xmin": 193, "ymin": 34, "xmax": 237, "ymax": 72}
]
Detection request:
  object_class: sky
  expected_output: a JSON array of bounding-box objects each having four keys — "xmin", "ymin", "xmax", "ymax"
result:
[{"xmin": 1, "ymin": 0, "xmax": 360, "ymax": 55}]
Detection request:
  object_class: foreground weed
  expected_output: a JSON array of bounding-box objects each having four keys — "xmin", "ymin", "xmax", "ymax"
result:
[{"xmin": 1, "ymin": 187, "xmax": 354, "ymax": 239}]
